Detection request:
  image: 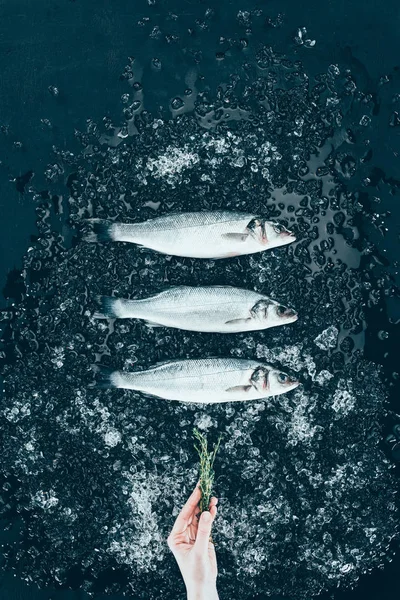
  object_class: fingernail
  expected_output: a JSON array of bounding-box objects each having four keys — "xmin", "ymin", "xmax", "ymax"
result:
[{"xmin": 202, "ymin": 511, "xmax": 211, "ymax": 523}]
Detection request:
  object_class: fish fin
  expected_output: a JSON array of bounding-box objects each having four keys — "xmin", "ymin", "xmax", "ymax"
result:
[
  {"xmin": 91, "ymin": 365, "xmax": 118, "ymax": 389},
  {"xmin": 93, "ymin": 296, "xmax": 119, "ymax": 319},
  {"xmin": 153, "ymin": 359, "xmax": 174, "ymax": 368},
  {"xmin": 84, "ymin": 219, "xmax": 114, "ymax": 243},
  {"xmin": 144, "ymin": 320, "xmax": 164, "ymax": 328},
  {"xmin": 221, "ymin": 233, "xmax": 249, "ymax": 241},
  {"xmin": 225, "ymin": 385, "xmax": 252, "ymax": 393},
  {"xmin": 224, "ymin": 318, "xmax": 252, "ymax": 325}
]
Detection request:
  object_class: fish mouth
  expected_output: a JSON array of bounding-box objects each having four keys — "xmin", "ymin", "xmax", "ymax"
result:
[
  {"xmin": 286, "ymin": 379, "xmax": 300, "ymax": 391},
  {"xmin": 281, "ymin": 228, "xmax": 294, "ymax": 237},
  {"xmin": 281, "ymin": 232, "xmax": 296, "ymax": 243},
  {"xmin": 286, "ymin": 313, "xmax": 298, "ymax": 323},
  {"xmin": 283, "ymin": 308, "xmax": 298, "ymax": 323}
]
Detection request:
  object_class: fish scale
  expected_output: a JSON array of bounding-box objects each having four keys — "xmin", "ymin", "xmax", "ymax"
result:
[
  {"xmin": 86, "ymin": 210, "xmax": 296, "ymax": 259},
  {"xmin": 95, "ymin": 358, "xmax": 299, "ymax": 403},
  {"xmin": 94, "ymin": 285, "xmax": 298, "ymax": 332}
]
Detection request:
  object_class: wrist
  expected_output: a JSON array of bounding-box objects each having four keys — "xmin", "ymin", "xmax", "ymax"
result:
[{"xmin": 187, "ymin": 585, "xmax": 219, "ymax": 600}]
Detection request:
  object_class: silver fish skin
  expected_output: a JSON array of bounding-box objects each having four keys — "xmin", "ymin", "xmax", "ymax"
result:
[
  {"xmin": 94, "ymin": 358, "xmax": 299, "ymax": 403},
  {"xmin": 94, "ymin": 286, "xmax": 298, "ymax": 333},
  {"xmin": 85, "ymin": 211, "xmax": 295, "ymax": 259}
]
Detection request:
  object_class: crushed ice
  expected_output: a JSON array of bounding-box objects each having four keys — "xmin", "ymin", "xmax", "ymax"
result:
[
  {"xmin": 314, "ymin": 326, "xmax": 339, "ymax": 351},
  {"xmin": 0, "ymin": 36, "xmax": 398, "ymax": 600}
]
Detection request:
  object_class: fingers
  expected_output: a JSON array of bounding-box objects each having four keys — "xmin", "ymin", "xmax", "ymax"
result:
[
  {"xmin": 209, "ymin": 496, "xmax": 218, "ymax": 519},
  {"xmin": 193, "ymin": 497, "xmax": 218, "ymax": 527},
  {"xmin": 168, "ymin": 487, "xmax": 220, "ymax": 554},
  {"xmin": 194, "ymin": 505, "xmax": 217, "ymax": 554},
  {"xmin": 170, "ymin": 483, "xmax": 201, "ymax": 536},
  {"xmin": 209, "ymin": 496, "xmax": 218, "ymax": 508}
]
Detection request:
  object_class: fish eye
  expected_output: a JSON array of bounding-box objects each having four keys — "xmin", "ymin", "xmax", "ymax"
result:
[
  {"xmin": 276, "ymin": 305, "xmax": 287, "ymax": 316},
  {"xmin": 273, "ymin": 224, "xmax": 283, "ymax": 234},
  {"xmin": 277, "ymin": 372, "xmax": 288, "ymax": 383}
]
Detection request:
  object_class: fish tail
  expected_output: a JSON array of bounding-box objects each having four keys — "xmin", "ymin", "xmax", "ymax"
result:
[
  {"xmin": 93, "ymin": 296, "xmax": 120, "ymax": 319},
  {"xmin": 91, "ymin": 365, "xmax": 120, "ymax": 389},
  {"xmin": 84, "ymin": 218, "xmax": 115, "ymax": 243}
]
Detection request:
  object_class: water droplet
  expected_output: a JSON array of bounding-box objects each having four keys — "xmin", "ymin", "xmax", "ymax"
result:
[
  {"xmin": 48, "ymin": 85, "xmax": 59, "ymax": 97},
  {"xmin": 170, "ymin": 97, "xmax": 184, "ymax": 110},
  {"xmin": 359, "ymin": 115, "xmax": 371, "ymax": 126},
  {"xmin": 389, "ymin": 111, "xmax": 400, "ymax": 127}
]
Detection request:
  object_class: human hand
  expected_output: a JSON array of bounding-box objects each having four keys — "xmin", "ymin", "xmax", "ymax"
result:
[{"xmin": 167, "ymin": 483, "xmax": 219, "ymax": 600}]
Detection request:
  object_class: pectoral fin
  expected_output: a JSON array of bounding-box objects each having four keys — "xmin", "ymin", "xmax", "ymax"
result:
[
  {"xmin": 221, "ymin": 233, "xmax": 249, "ymax": 242},
  {"xmin": 225, "ymin": 385, "xmax": 252, "ymax": 393},
  {"xmin": 144, "ymin": 320, "xmax": 164, "ymax": 328},
  {"xmin": 225, "ymin": 317, "xmax": 252, "ymax": 325}
]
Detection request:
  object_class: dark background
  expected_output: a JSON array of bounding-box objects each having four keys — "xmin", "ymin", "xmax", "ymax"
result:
[{"xmin": 0, "ymin": 1, "xmax": 399, "ymax": 599}]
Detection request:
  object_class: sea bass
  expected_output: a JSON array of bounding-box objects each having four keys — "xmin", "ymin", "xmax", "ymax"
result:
[
  {"xmin": 94, "ymin": 358, "xmax": 299, "ymax": 403},
  {"xmin": 94, "ymin": 286, "xmax": 298, "ymax": 333},
  {"xmin": 85, "ymin": 211, "xmax": 295, "ymax": 259}
]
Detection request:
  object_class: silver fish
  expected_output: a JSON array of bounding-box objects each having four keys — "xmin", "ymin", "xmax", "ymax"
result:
[
  {"xmin": 85, "ymin": 211, "xmax": 295, "ymax": 259},
  {"xmin": 93, "ymin": 286, "xmax": 298, "ymax": 333},
  {"xmin": 94, "ymin": 358, "xmax": 299, "ymax": 403}
]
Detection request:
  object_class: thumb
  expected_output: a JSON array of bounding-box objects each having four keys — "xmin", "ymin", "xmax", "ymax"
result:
[{"xmin": 194, "ymin": 511, "xmax": 213, "ymax": 554}]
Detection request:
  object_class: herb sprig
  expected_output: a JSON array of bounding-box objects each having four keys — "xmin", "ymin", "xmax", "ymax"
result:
[{"xmin": 193, "ymin": 428, "xmax": 222, "ymax": 512}]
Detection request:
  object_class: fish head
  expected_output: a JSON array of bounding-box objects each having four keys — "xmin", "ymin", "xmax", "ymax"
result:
[
  {"xmin": 251, "ymin": 299, "xmax": 298, "ymax": 327},
  {"xmin": 268, "ymin": 369, "xmax": 300, "ymax": 396},
  {"xmin": 250, "ymin": 366, "xmax": 271, "ymax": 393},
  {"xmin": 263, "ymin": 221, "xmax": 296, "ymax": 247}
]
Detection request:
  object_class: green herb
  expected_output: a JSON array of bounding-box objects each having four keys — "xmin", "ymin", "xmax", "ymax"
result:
[{"xmin": 193, "ymin": 428, "xmax": 222, "ymax": 512}]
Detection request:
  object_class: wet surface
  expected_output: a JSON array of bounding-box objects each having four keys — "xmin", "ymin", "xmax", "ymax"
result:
[{"xmin": 0, "ymin": 1, "xmax": 400, "ymax": 599}]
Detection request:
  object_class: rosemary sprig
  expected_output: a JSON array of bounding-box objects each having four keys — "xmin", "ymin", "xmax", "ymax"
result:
[{"xmin": 193, "ymin": 428, "xmax": 222, "ymax": 513}]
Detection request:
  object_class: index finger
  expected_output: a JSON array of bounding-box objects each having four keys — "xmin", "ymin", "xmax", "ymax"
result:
[{"xmin": 171, "ymin": 484, "xmax": 201, "ymax": 535}]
